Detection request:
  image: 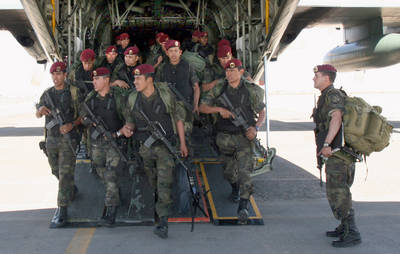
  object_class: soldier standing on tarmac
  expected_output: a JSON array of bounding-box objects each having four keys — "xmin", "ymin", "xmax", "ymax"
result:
[
  {"xmin": 199, "ymin": 59, "xmax": 265, "ymax": 224},
  {"xmin": 312, "ymin": 64, "xmax": 362, "ymax": 247},
  {"xmin": 36, "ymin": 62, "xmax": 81, "ymax": 228},
  {"xmin": 120, "ymin": 64, "xmax": 188, "ymax": 238},
  {"xmin": 80, "ymin": 67, "xmax": 128, "ymax": 227}
]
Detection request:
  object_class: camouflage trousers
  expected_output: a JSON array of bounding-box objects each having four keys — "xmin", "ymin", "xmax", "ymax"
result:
[
  {"xmin": 216, "ymin": 132, "xmax": 254, "ymax": 199},
  {"xmin": 325, "ymin": 156, "xmax": 355, "ymax": 220},
  {"xmin": 91, "ymin": 139, "xmax": 122, "ymax": 207},
  {"xmin": 139, "ymin": 143, "xmax": 175, "ymax": 218},
  {"xmin": 46, "ymin": 136, "xmax": 78, "ymax": 207}
]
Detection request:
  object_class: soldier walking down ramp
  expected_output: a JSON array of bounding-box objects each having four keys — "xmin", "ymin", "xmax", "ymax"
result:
[
  {"xmin": 199, "ymin": 59, "xmax": 266, "ymax": 224},
  {"xmin": 80, "ymin": 67, "xmax": 128, "ymax": 227},
  {"xmin": 120, "ymin": 64, "xmax": 188, "ymax": 239},
  {"xmin": 36, "ymin": 62, "xmax": 81, "ymax": 228},
  {"xmin": 311, "ymin": 64, "xmax": 362, "ymax": 247}
]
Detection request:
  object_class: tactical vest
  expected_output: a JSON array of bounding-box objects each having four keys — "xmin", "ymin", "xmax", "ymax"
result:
[
  {"xmin": 161, "ymin": 60, "xmax": 193, "ymax": 103},
  {"xmin": 44, "ymin": 85, "xmax": 78, "ymax": 138},
  {"xmin": 119, "ymin": 64, "xmax": 138, "ymax": 89},
  {"xmin": 75, "ymin": 65, "xmax": 94, "ymax": 95},
  {"xmin": 215, "ymin": 81, "xmax": 256, "ymax": 133},
  {"xmin": 133, "ymin": 91, "xmax": 174, "ymax": 143},
  {"xmin": 88, "ymin": 91, "xmax": 124, "ymax": 135}
]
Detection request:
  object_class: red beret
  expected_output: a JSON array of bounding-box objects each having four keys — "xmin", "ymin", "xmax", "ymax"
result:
[
  {"xmin": 124, "ymin": 46, "xmax": 140, "ymax": 56},
  {"xmin": 217, "ymin": 45, "xmax": 232, "ymax": 58},
  {"xmin": 314, "ymin": 64, "xmax": 337, "ymax": 73},
  {"xmin": 159, "ymin": 34, "xmax": 169, "ymax": 44},
  {"xmin": 200, "ymin": 31, "xmax": 208, "ymax": 37},
  {"xmin": 192, "ymin": 30, "xmax": 201, "ymax": 37},
  {"xmin": 119, "ymin": 33, "xmax": 130, "ymax": 40},
  {"xmin": 218, "ymin": 39, "xmax": 231, "ymax": 49},
  {"xmin": 80, "ymin": 49, "xmax": 96, "ymax": 62},
  {"xmin": 165, "ymin": 40, "xmax": 180, "ymax": 50},
  {"xmin": 115, "ymin": 34, "xmax": 121, "ymax": 41},
  {"xmin": 156, "ymin": 32, "xmax": 165, "ymax": 39},
  {"xmin": 50, "ymin": 62, "xmax": 66, "ymax": 73},
  {"xmin": 133, "ymin": 64, "xmax": 155, "ymax": 76},
  {"xmin": 105, "ymin": 45, "xmax": 117, "ymax": 54},
  {"xmin": 92, "ymin": 67, "xmax": 110, "ymax": 78},
  {"xmin": 225, "ymin": 59, "xmax": 242, "ymax": 70}
]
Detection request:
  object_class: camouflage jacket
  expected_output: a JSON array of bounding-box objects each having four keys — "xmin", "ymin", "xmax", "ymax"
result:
[{"xmin": 202, "ymin": 63, "xmax": 225, "ymax": 84}]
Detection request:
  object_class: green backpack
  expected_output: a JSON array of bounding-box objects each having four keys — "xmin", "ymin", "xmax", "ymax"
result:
[
  {"xmin": 181, "ymin": 51, "xmax": 206, "ymax": 80},
  {"xmin": 342, "ymin": 91, "xmax": 393, "ymax": 156}
]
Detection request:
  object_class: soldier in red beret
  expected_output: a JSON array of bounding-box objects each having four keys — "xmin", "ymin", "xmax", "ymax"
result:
[
  {"xmin": 98, "ymin": 46, "xmax": 122, "ymax": 74},
  {"xmin": 217, "ymin": 39, "xmax": 231, "ymax": 49},
  {"xmin": 117, "ymin": 32, "xmax": 131, "ymax": 56},
  {"xmin": 36, "ymin": 61, "xmax": 81, "ymax": 228},
  {"xmin": 80, "ymin": 67, "xmax": 129, "ymax": 227},
  {"xmin": 146, "ymin": 33, "xmax": 168, "ymax": 69},
  {"xmin": 111, "ymin": 46, "xmax": 140, "ymax": 90},
  {"xmin": 202, "ymin": 45, "xmax": 233, "ymax": 92},
  {"xmin": 312, "ymin": 64, "xmax": 362, "ymax": 247},
  {"xmin": 193, "ymin": 31, "xmax": 214, "ymax": 64},
  {"xmin": 199, "ymin": 58, "xmax": 266, "ymax": 225},
  {"xmin": 120, "ymin": 64, "xmax": 188, "ymax": 238}
]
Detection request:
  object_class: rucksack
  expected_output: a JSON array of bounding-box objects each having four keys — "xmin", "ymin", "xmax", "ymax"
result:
[
  {"xmin": 181, "ymin": 50, "xmax": 206, "ymax": 80},
  {"xmin": 341, "ymin": 90, "xmax": 393, "ymax": 156}
]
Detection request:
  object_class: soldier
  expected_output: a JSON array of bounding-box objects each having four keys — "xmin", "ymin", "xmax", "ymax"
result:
[
  {"xmin": 36, "ymin": 62, "xmax": 81, "ymax": 228},
  {"xmin": 193, "ymin": 31, "xmax": 214, "ymax": 64},
  {"xmin": 145, "ymin": 33, "xmax": 164, "ymax": 66},
  {"xmin": 69, "ymin": 48, "xmax": 97, "ymax": 95},
  {"xmin": 98, "ymin": 45, "xmax": 123, "ymax": 74},
  {"xmin": 153, "ymin": 33, "xmax": 169, "ymax": 70},
  {"xmin": 111, "ymin": 46, "xmax": 141, "ymax": 90},
  {"xmin": 116, "ymin": 33, "xmax": 131, "ymax": 58},
  {"xmin": 80, "ymin": 67, "xmax": 128, "ymax": 227},
  {"xmin": 202, "ymin": 45, "xmax": 232, "ymax": 92},
  {"xmin": 199, "ymin": 59, "xmax": 265, "ymax": 224},
  {"xmin": 312, "ymin": 64, "xmax": 362, "ymax": 247},
  {"xmin": 120, "ymin": 64, "xmax": 188, "ymax": 238}
]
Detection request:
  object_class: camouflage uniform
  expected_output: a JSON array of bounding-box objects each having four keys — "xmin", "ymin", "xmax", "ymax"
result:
[
  {"xmin": 201, "ymin": 78, "xmax": 265, "ymax": 199},
  {"xmin": 202, "ymin": 63, "xmax": 225, "ymax": 85},
  {"xmin": 38, "ymin": 82, "xmax": 80, "ymax": 206},
  {"xmin": 313, "ymin": 84, "xmax": 356, "ymax": 220},
  {"xmin": 97, "ymin": 55, "xmax": 123, "ymax": 74},
  {"xmin": 125, "ymin": 83, "xmax": 186, "ymax": 217},
  {"xmin": 111, "ymin": 62, "xmax": 139, "ymax": 90},
  {"xmin": 81, "ymin": 87, "xmax": 128, "ymax": 206}
]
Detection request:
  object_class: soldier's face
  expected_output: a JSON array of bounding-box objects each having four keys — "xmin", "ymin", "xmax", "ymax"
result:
[
  {"xmin": 82, "ymin": 59, "xmax": 95, "ymax": 71},
  {"xmin": 116, "ymin": 39, "xmax": 121, "ymax": 46},
  {"xmin": 125, "ymin": 55, "xmax": 138, "ymax": 66},
  {"xmin": 121, "ymin": 38, "xmax": 130, "ymax": 48},
  {"xmin": 106, "ymin": 52, "xmax": 118, "ymax": 63},
  {"xmin": 226, "ymin": 68, "xmax": 244, "ymax": 85},
  {"xmin": 93, "ymin": 76, "xmax": 110, "ymax": 93},
  {"xmin": 218, "ymin": 55, "xmax": 232, "ymax": 68},
  {"xmin": 51, "ymin": 72, "xmax": 67, "ymax": 87},
  {"xmin": 192, "ymin": 36, "xmax": 199, "ymax": 42},
  {"xmin": 167, "ymin": 47, "xmax": 182, "ymax": 63},
  {"xmin": 134, "ymin": 75, "xmax": 151, "ymax": 92},
  {"xmin": 313, "ymin": 72, "xmax": 329, "ymax": 90},
  {"xmin": 200, "ymin": 36, "xmax": 208, "ymax": 45}
]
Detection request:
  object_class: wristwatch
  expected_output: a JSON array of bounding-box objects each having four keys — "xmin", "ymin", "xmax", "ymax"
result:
[{"xmin": 323, "ymin": 142, "xmax": 330, "ymax": 147}]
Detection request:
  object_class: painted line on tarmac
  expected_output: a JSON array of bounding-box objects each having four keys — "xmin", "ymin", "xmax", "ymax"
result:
[{"xmin": 64, "ymin": 228, "xmax": 96, "ymax": 254}]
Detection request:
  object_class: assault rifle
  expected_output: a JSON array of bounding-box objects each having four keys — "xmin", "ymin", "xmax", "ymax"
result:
[
  {"xmin": 44, "ymin": 92, "xmax": 76, "ymax": 155},
  {"xmin": 166, "ymin": 83, "xmax": 199, "ymax": 121},
  {"xmin": 82, "ymin": 102, "xmax": 128, "ymax": 162},
  {"xmin": 138, "ymin": 109, "xmax": 207, "ymax": 232}
]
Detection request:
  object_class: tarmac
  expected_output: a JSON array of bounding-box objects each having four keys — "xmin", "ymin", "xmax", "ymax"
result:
[{"xmin": 0, "ymin": 92, "xmax": 399, "ymax": 254}]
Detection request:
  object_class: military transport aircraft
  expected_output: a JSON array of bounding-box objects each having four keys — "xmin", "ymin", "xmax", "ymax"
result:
[{"xmin": 0, "ymin": 0, "xmax": 399, "ymax": 227}]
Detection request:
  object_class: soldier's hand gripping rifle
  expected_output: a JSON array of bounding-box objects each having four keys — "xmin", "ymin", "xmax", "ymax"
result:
[
  {"xmin": 139, "ymin": 109, "xmax": 207, "ymax": 232},
  {"xmin": 44, "ymin": 92, "xmax": 76, "ymax": 156},
  {"xmin": 82, "ymin": 102, "xmax": 128, "ymax": 162}
]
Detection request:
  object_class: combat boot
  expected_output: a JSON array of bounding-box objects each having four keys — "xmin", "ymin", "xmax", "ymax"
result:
[
  {"xmin": 237, "ymin": 199, "xmax": 249, "ymax": 225},
  {"xmin": 49, "ymin": 206, "xmax": 68, "ymax": 228},
  {"xmin": 153, "ymin": 216, "xmax": 168, "ymax": 239},
  {"xmin": 326, "ymin": 222, "xmax": 344, "ymax": 237},
  {"xmin": 230, "ymin": 182, "xmax": 240, "ymax": 203},
  {"xmin": 332, "ymin": 215, "xmax": 362, "ymax": 247},
  {"xmin": 98, "ymin": 206, "xmax": 117, "ymax": 227}
]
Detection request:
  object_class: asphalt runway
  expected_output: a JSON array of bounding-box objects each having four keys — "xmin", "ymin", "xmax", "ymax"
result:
[{"xmin": 0, "ymin": 93, "xmax": 399, "ymax": 254}]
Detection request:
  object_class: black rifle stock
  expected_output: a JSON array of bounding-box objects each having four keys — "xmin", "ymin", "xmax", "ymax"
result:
[
  {"xmin": 82, "ymin": 102, "xmax": 128, "ymax": 162},
  {"xmin": 139, "ymin": 109, "xmax": 207, "ymax": 232},
  {"xmin": 44, "ymin": 92, "xmax": 76, "ymax": 155}
]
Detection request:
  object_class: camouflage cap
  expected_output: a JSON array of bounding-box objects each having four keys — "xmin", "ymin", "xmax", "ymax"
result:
[
  {"xmin": 105, "ymin": 45, "xmax": 117, "ymax": 54},
  {"xmin": 224, "ymin": 58, "xmax": 242, "ymax": 70},
  {"xmin": 133, "ymin": 64, "xmax": 155, "ymax": 76},
  {"xmin": 313, "ymin": 64, "xmax": 337, "ymax": 73},
  {"xmin": 92, "ymin": 67, "xmax": 110, "ymax": 78},
  {"xmin": 217, "ymin": 45, "xmax": 232, "ymax": 58},
  {"xmin": 124, "ymin": 46, "xmax": 140, "ymax": 56},
  {"xmin": 50, "ymin": 62, "xmax": 67, "ymax": 73},
  {"xmin": 80, "ymin": 49, "xmax": 96, "ymax": 62},
  {"xmin": 165, "ymin": 40, "xmax": 180, "ymax": 50}
]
